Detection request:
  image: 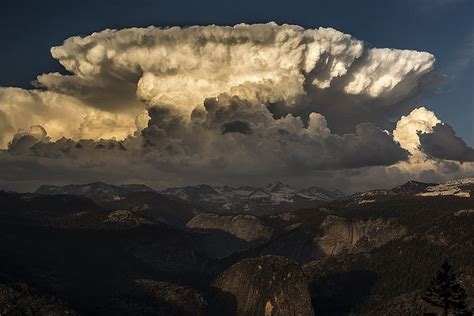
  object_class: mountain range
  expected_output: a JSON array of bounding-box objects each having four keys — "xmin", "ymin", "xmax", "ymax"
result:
[
  {"xmin": 161, "ymin": 181, "xmax": 344, "ymax": 215},
  {"xmin": 1, "ymin": 177, "xmax": 473, "ymax": 314},
  {"xmin": 35, "ymin": 181, "xmax": 345, "ymax": 216}
]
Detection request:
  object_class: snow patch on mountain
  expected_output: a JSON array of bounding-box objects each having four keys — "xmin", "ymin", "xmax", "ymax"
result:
[
  {"xmin": 161, "ymin": 182, "xmax": 344, "ymax": 214},
  {"xmin": 417, "ymin": 178, "xmax": 474, "ymax": 198},
  {"xmin": 35, "ymin": 182, "xmax": 155, "ymax": 203}
]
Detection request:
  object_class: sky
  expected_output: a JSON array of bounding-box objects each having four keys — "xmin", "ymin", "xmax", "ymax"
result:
[
  {"xmin": 1, "ymin": 0, "xmax": 472, "ymax": 144},
  {"xmin": 0, "ymin": 0, "xmax": 473, "ymax": 192}
]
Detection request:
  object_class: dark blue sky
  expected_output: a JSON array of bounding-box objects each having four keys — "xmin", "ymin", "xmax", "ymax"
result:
[{"xmin": 1, "ymin": 0, "xmax": 472, "ymax": 144}]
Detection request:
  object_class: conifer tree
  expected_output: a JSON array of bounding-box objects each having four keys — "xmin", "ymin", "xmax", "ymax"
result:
[{"xmin": 422, "ymin": 258, "xmax": 472, "ymax": 316}]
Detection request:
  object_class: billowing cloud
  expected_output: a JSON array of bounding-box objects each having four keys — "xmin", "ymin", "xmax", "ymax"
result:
[
  {"xmin": 419, "ymin": 123, "xmax": 474, "ymax": 162},
  {"xmin": 393, "ymin": 106, "xmax": 441, "ymax": 156},
  {"xmin": 389, "ymin": 107, "xmax": 474, "ymax": 185},
  {"xmin": 12, "ymin": 22, "xmax": 435, "ymax": 142},
  {"xmin": 0, "ymin": 87, "xmax": 145, "ymax": 148},
  {"xmin": 0, "ymin": 23, "xmax": 472, "ymax": 192}
]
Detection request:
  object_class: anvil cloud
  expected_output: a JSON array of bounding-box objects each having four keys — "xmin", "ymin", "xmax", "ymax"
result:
[{"xmin": 0, "ymin": 23, "xmax": 472, "ymax": 191}]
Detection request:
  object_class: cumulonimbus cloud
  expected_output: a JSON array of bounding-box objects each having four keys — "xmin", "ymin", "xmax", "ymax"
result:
[{"xmin": 0, "ymin": 22, "xmax": 472, "ymax": 191}]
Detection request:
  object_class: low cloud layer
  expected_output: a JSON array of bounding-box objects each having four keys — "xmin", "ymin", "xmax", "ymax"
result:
[{"xmin": 0, "ymin": 23, "xmax": 472, "ymax": 192}]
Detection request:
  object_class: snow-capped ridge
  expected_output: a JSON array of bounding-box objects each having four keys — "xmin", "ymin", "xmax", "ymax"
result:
[
  {"xmin": 351, "ymin": 177, "xmax": 474, "ymax": 201},
  {"xmin": 417, "ymin": 177, "xmax": 474, "ymax": 198},
  {"xmin": 161, "ymin": 181, "xmax": 345, "ymax": 214},
  {"xmin": 35, "ymin": 182, "xmax": 156, "ymax": 202}
]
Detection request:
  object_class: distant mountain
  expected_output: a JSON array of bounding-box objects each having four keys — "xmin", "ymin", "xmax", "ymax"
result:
[
  {"xmin": 34, "ymin": 182, "xmax": 195, "ymax": 227},
  {"xmin": 103, "ymin": 191, "xmax": 196, "ymax": 227},
  {"xmin": 264, "ymin": 181, "xmax": 297, "ymax": 194},
  {"xmin": 390, "ymin": 180, "xmax": 435, "ymax": 195},
  {"xmin": 298, "ymin": 186, "xmax": 345, "ymax": 201},
  {"xmin": 352, "ymin": 180, "xmax": 433, "ymax": 198},
  {"xmin": 162, "ymin": 184, "xmax": 221, "ymax": 202},
  {"xmin": 36, "ymin": 181, "xmax": 155, "ymax": 204},
  {"xmin": 32, "ymin": 177, "xmax": 474, "ymax": 218},
  {"xmin": 161, "ymin": 181, "xmax": 344, "ymax": 215},
  {"xmin": 417, "ymin": 177, "xmax": 474, "ymax": 198},
  {"xmin": 350, "ymin": 178, "xmax": 473, "ymax": 205}
]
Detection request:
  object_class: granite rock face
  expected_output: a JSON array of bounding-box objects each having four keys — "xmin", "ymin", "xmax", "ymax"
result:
[
  {"xmin": 187, "ymin": 213, "xmax": 274, "ymax": 242},
  {"xmin": 104, "ymin": 209, "xmax": 152, "ymax": 228},
  {"xmin": 314, "ymin": 215, "xmax": 406, "ymax": 255},
  {"xmin": 212, "ymin": 255, "xmax": 315, "ymax": 315}
]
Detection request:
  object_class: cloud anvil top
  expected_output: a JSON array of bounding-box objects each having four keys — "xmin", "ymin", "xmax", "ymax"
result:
[{"xmin": 0, "ymin": 23, "xmax": 473, "ymax": 192}]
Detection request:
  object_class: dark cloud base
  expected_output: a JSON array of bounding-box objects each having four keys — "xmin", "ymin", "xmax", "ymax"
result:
[{"xmin": 419, "ymin": 123, "xmax": 474, "ymax": 162}]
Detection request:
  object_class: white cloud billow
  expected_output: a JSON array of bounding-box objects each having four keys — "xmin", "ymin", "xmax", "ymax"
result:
[{"xmin": 0, "ymin": 22, "xmax": 471, "ymax": 191}]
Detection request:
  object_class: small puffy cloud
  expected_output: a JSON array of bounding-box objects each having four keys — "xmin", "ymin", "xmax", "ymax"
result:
[
  {"xmin": 419, "ymin": 123, "xmax": 474, "ymax": 162},
  {"xmin": 393, "ymin": 107, "xmax": 441, "ymax": 155}
]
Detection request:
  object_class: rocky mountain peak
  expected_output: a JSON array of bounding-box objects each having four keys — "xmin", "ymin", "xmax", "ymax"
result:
[
  {"xmin": 390, "ymin": 180, "xmax": 434, "ymax": 195},
  {"xmin": 264, "ymin": 181, "xmax": 296, "ymax": 193}
]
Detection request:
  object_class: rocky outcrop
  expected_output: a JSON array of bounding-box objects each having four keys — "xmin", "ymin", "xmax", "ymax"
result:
[
  {"xmin": 315, "ymin": 215, "xmax": 406, "ymax": 255},
  {"xmin": 102, "ymin": 280, "xmax": 208, "ymax": 315},
  {"xmin": 0, "ymin": 283, "xmax": 77, "ymax": 315},
  {"xmin": 187, "ymin": 213, "xmax": 273, "ymax": 242},
  {"xmin": 211, "ymin": 255, "xmax": 314, "ymax": 315},
  {"xmin": 135, "ymin": 280, "xmax": 207, "ymax": 315},
  {"xmin": 103, "ymin": 209, "xmax": 152, "ymax": 228}
]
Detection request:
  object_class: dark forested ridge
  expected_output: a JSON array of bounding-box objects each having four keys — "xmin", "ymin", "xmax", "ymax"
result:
[{"xmin": 0, "ymin": 179, "xmax": 473, "ymax": 315}]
